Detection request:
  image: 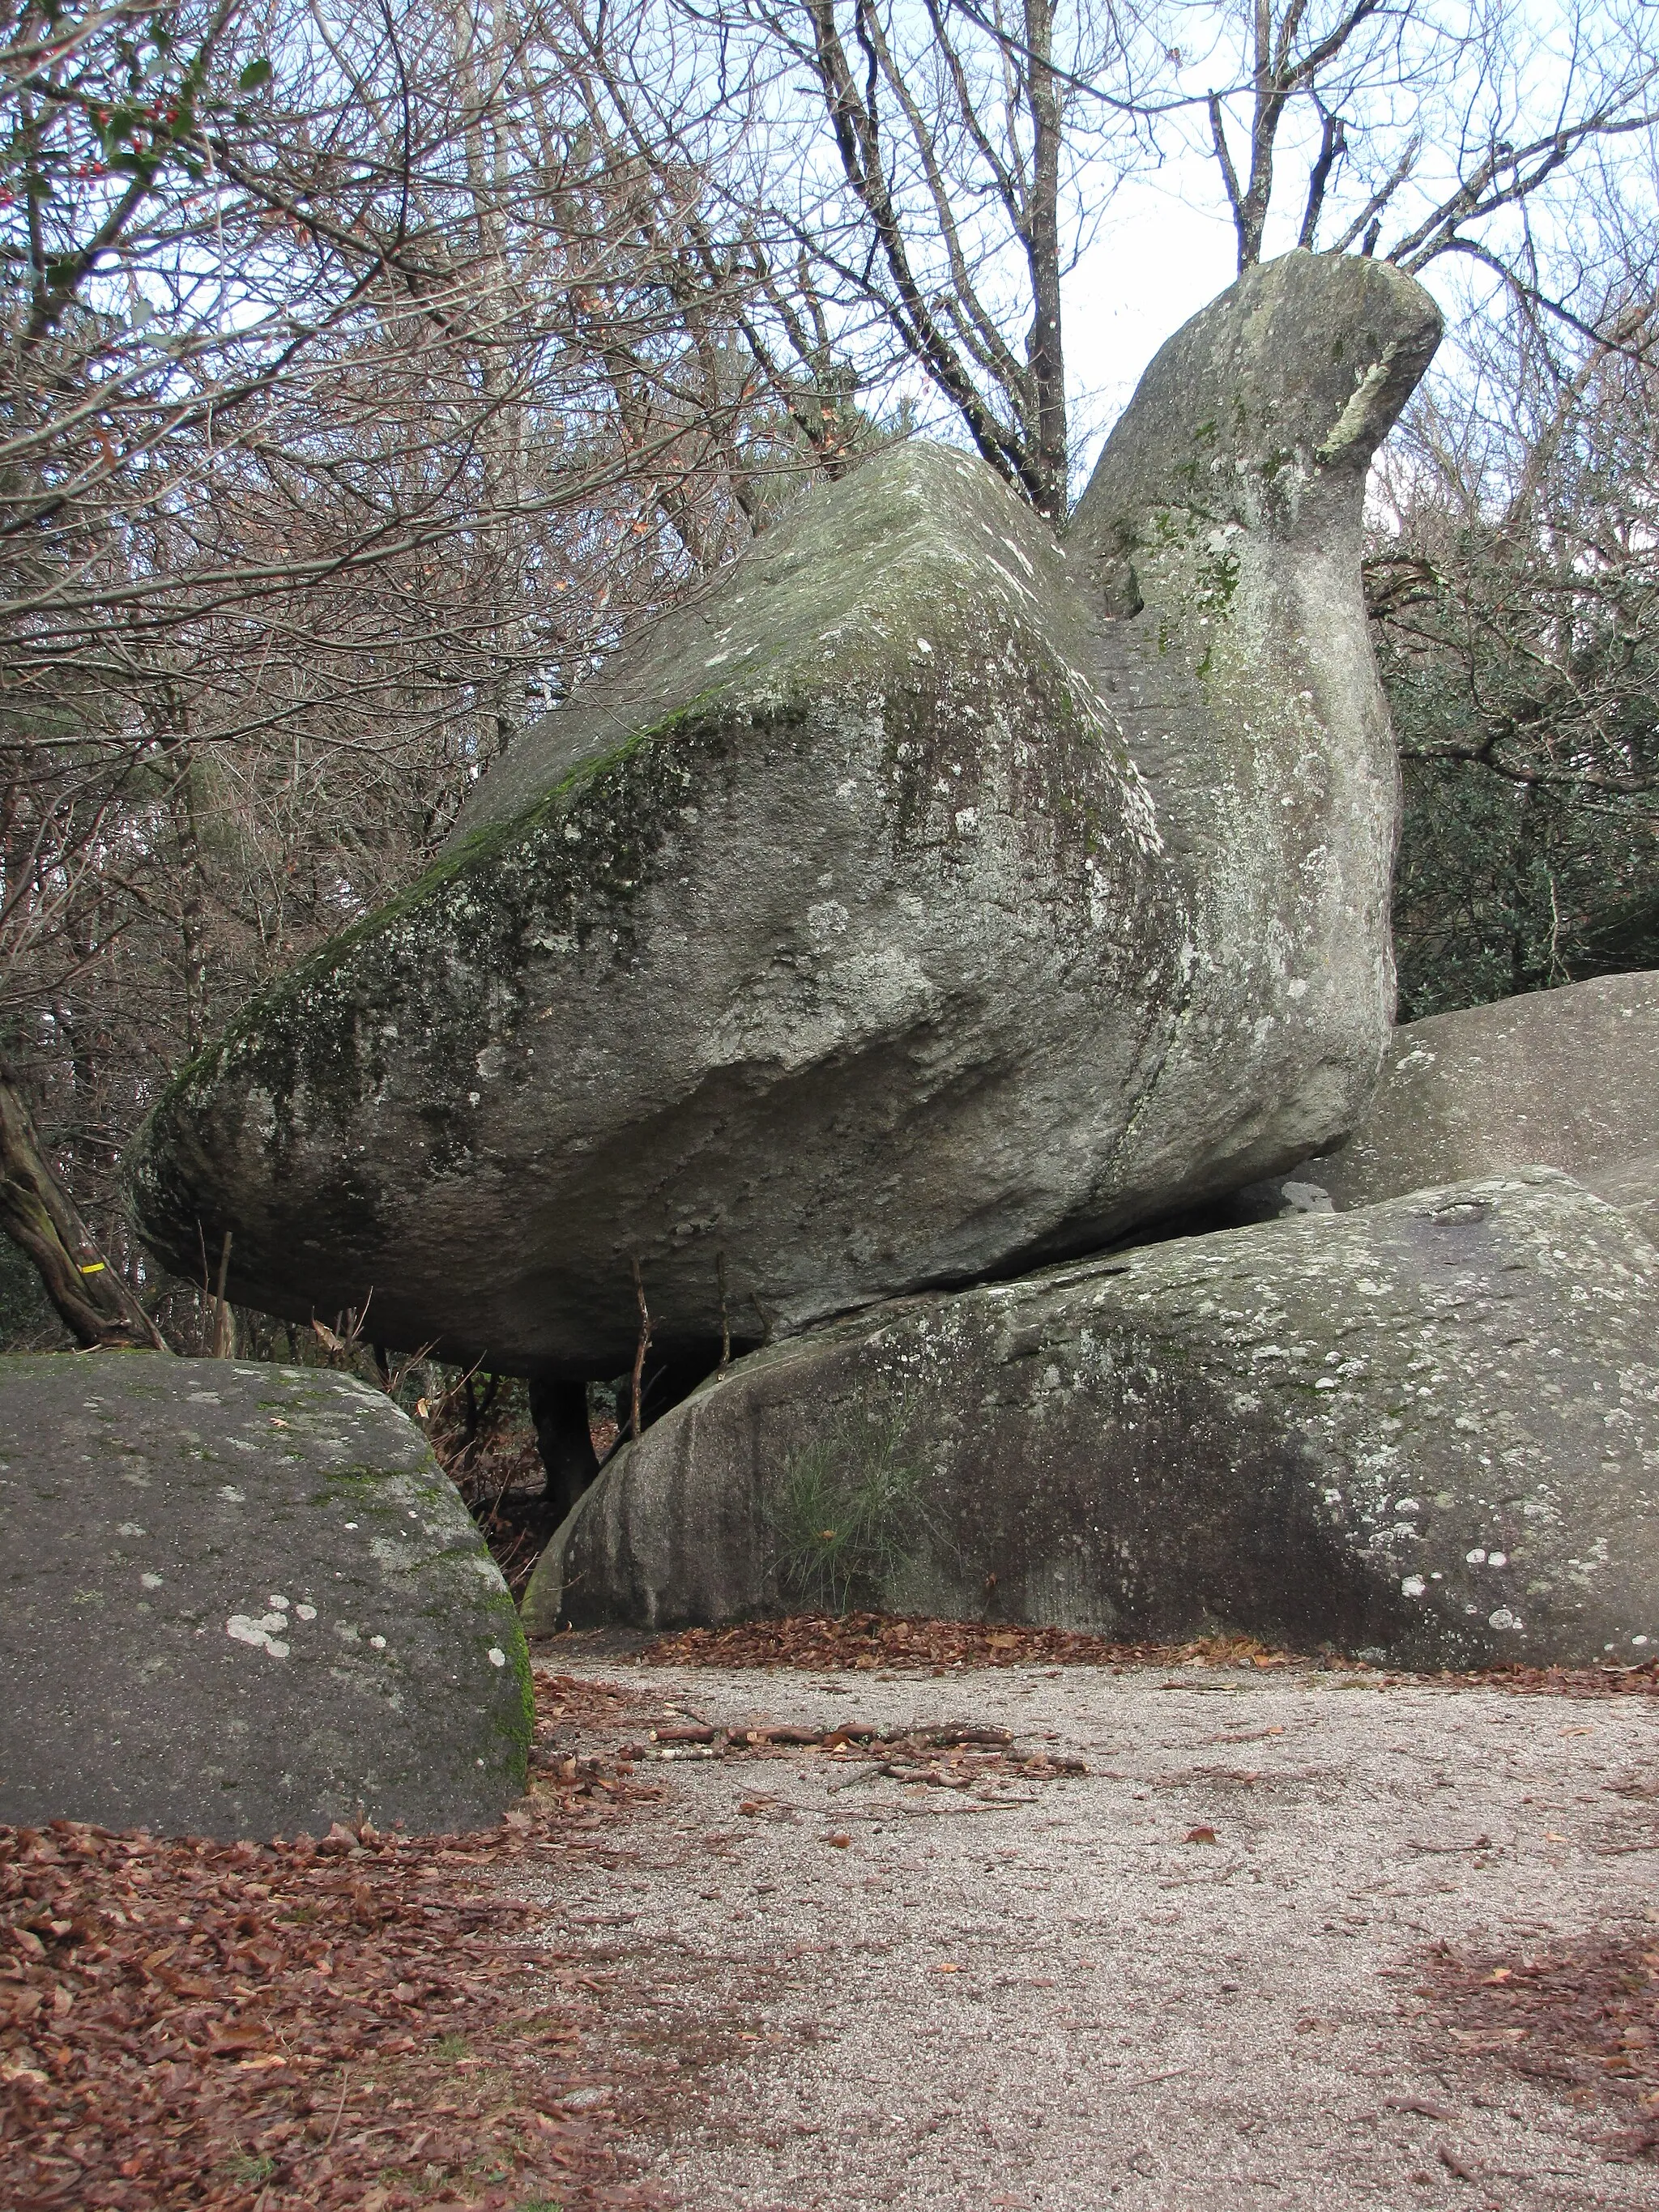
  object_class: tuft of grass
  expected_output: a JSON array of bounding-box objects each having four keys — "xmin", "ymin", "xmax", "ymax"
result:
[
  {"xmin": 766, "ymin": 1409, "xmax": 929, "ymax": 1614},
  {"xmin": 226, "ymin": 2150, "xmax": 277, "ymax": 2184},
  {"xmin": 433, "ymin": 2031, "xmax": 470, "ymax": 2060}
]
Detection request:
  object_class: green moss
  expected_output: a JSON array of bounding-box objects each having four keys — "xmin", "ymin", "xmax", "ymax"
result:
[{"xmin": 133, "ymin": 678, "xmax": 747, "ymax": 1161}]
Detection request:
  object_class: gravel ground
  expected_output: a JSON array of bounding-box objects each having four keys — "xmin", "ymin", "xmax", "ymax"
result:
[{"xmin": 526, "ymin": 1654, "xmax": 1659, "ymax": 2211}]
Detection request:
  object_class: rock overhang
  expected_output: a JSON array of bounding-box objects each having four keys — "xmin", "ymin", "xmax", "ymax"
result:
[
  {"xmin": 526, "ymin": 1166, "xmax": 1659, "ymax": 1671},
  {"xmin": 126, "ymin": 253, "xmax": 1443, "ymax": 1376}
]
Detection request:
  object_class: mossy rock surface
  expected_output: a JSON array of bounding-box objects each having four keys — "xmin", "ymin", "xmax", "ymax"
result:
[
  {"xmin": 129, "ymin": 254, "xmax": 1440, "ymax": 1376},
  {"xmin": 527, "ymin": 1169, "xmax": 1659, "ymax": 1672},
  {"xmin": 0, "ymin": 1355, "xmax": 530, "ymax": 1839}
]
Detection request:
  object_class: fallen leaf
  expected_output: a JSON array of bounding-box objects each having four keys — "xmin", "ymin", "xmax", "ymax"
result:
[{"xmin": 1184, "ymin": 1825, "xmax": 1218, "ymax": 1845}]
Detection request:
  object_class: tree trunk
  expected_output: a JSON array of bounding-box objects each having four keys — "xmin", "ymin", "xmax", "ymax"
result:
[
  {"xmin": 0, "ymin": 1060, "xmax": 167, "ymax": 1350},
  {"xmin": 1022, "ymin": 0, "xmax": 1067, "ymax": 520},
  {"xmin": 527, "ymin": 1375, "xmax": 600, "ymax": 1528}
]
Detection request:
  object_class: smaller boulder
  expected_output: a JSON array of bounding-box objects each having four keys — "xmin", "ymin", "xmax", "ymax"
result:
[
  {"xmin": 0, "ymin": 1355, "xmax": 531, "ymax": 1839},
  {"xmin": 1240, "ymin": 973, "xmax": 1659, "ymax": 1236},
  {"xmin": 522, "ymin": 1169, "xmax": 1659, "ymax": 1670}
]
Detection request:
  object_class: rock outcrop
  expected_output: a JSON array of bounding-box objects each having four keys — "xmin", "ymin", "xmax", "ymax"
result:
[
  {"xmin": 1240, "ymin": 973, "xmax": 1659, "ymax": 1239},
  {"xmin": 126, "ymin": 252, "xmax": 1439, "ymax": 1377},
  {"xmin": 522, "ymin": 1169, "xmax": 1659, "ymax": 1671},
  {"xmin": 0, "ymin": 1356, "xmax": 531, "ymax": 1839}
]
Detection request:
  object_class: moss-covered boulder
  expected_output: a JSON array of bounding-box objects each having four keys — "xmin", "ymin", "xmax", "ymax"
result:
[
  {"xmin": 0, "ymin": 1355, "xmax": 531, "ymax": 1839},
  {"xmin": 127, "ymin": 252, "xmax": 1439, "ymax": 1377},
  {"xmin": 523, "ymin": 1169, "xmax": 1659, "ymax": 1671}
]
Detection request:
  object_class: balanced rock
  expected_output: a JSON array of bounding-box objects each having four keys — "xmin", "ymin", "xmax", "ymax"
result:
[
  {"xmin": 127, "ymin": 252, "xmax": 1439, "ymax": 1376},
  {"xmin": 0, "ymin": 1356, "xmax": 531, "ymax": 1839},
  {"xmin": 523, "ymin": 1169, "xmax": 1659, "ymax": 1671},
  {"xmin": 1242, "ymin": 972, "xmax": 1659, "ymax": 1238}
]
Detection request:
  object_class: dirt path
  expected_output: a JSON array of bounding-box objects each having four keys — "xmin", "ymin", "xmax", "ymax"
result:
[{"xmin": 526, "ymin": 1654, "xmax": 1659, "ymax": 2211}]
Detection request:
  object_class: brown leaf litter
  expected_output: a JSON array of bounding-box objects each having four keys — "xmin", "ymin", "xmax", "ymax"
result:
[
  {"xmin": 0, "ymin": 1675, "xmax": 666, "ymax": 2210},
  {"xmin": 637, "ymin": 1613, "xmax": 1299, "ymax": 1674},
  {"xmin": 633, "ymin": 1611, "xmax": 1659, "ymax": 1698},
  {"xmin": 1415, "ymin": 1929, "xmax": 1659, "ymax": 2162},
  {"xmin": 623, "ymin": 1713, "xmax": 1086, "ymax": 1792}
]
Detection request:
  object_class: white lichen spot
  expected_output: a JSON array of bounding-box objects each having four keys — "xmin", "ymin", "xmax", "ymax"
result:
[
  {"xmin": 488, "ymin": 1647, "xmax": 507, "ymax": 1667},
  {"xmin": 141, "ymin": 1572, "xmax": 163, "ymax": 1588},
  {"xmin": 1401, "ymin": 1575, "xmax": 1427, "ymax": 1598},
  {"xmin": 343, "ymin": 1522, "xmax": 358, "ymax": 1530},
  {"xmin": 1466, "ymin": 1549, "xmax": 1487, "ymax": 1564},
  {"xmin": 268, "ymin": 1594, "xmax": 289, "ymax": 1609},
  {"xmin": 1395, "ymin": 1499, "xmax": 1422, "ymax": 1515},
  {"xmin": 1488, "ymin": 1608, "xmax": 1520, "ymax": 1630},
  {"xmin": 370, "ymin": 1634, "xmax": 387, "ymax": 1651},
  {"xmin": 220, "ymin": 1486, "xmax": 245, "ymax": 1504},
  {"xmin": 187, "ymin": 1392, "xmax": 222, "ymax": 1404},
  {"xmin": 226, "ymin": 1613, "xmax": 291, "ymax": 1657},
  {"xmin": 1487, "ymin": 1552, "xmax": 1508, "ymax": 1569},
  {"xmin": 295, "ymin": 1604, "xmax": 317, "ymax": 1622},
  {"xmin": 1285, "ymin": 978, "xmax": 1309, "ymax": 1000},
  {"xmin": 118, "ymin": 1523, "xmax": 145, "ymax": 1537},
  {"xmin": 915, "ymin": 637, "xmax": 933, "ymax": 653}
]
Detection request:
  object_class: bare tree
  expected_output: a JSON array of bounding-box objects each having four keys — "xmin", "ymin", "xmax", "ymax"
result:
[
  {"xmin": 0, "ymin": 0, "xmax": 804, "ymax": 1342},
  {"xmin": 673, "ymin": 0, "xmax": 1158, "ymax": 519},
  {"xmin": 1188, "ymin": 0, "xmax": 1659, "ymax": 279},
  {"xmin": 678, "ymin": 0, "xmax": 1659, "ymax": 514}
]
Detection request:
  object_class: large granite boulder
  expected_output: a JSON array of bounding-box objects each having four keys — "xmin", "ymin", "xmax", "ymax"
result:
[
  {"xmin": 1247, "ymin": 974, "xmax": 1659, "ymax": 1239},
  {"xmin": 522, "ymin": 1169, "xmax": 1659, "ymax": 1671},
  {"xmin": 126, "ymin": 252, "xmax": 1439, "ymax": 1377},
  {"xmin": 0, "ymin": 1355, "xmax": 531, "ymax": 1839}
]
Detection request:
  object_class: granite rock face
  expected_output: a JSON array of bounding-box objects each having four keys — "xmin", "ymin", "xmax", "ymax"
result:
[
  {"xmin": 0, "ymin": 1356, "xmax": 531, "ymax": 1839},
  {"xmin": 127, "ymin": 252, "xmax": 1439, "ymax": 1376},
  {"xmin": 1242, "ymin": 973, "xmax": 1659, "ymax": 1238},
  {"xmin": 522, "ymin": 1170, "xmax": 1659, "ymax": 1671}
]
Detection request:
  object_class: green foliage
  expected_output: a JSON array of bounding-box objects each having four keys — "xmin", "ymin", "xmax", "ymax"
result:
[
  {"xmin": 766, "ymin": 1408, "xmax": 929, "ymax": 1615},
  {"xmin": 1374, "ymin": 315, "xmax": 1659, "ymax": 1018},
  {"xmin": 1392, "ymin": 752, "xmax": 1659, "ymax": 1018}
]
